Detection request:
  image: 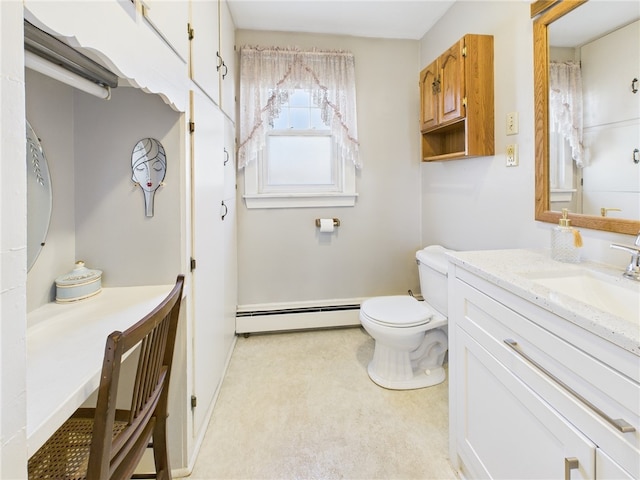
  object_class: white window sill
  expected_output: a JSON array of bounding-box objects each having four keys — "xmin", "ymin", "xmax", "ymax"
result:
[{"xmin": 244, "ymin": 193, "xmax": 358, "ymax": 209}]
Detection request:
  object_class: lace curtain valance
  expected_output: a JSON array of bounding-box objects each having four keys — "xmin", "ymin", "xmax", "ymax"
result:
[
  {"xmin": 549, "ymin": 60, "xmax": 584, "ymax": 167},
  {"xmin": 238, "ymin": 45, "xmax": 360, "ymax": 169}
]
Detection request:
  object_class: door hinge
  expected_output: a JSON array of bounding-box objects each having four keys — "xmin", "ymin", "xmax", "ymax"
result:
[
  {"xmin": 190, "ymin": 257, "xmax": 196, "ymax": 271},
  {"xmin": 189, "ymin": 122, "xmax": 195, "ymax": 134},
  {"xmin": 462, "ymin": 97, "xmax": 467, "ymax": 107},
  {"xmin": 187, "ymin": 23, "xmax": 194, "ymax": 41},
  {"xmin": 191, "ymin": 395, "xmax": 197, "ymax": 409},
  {"xmin": 462, "ymin": 45, "xmax": 467, "ymax": 57}
]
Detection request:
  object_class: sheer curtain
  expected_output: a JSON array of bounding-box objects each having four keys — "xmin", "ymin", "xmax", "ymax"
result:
[
  {"xmin": 549, "ymin": 61, "xmax": 584, "ymax": 167},
  {"xmin": 238, "ymin": 46, "xmax": 360, "ymax": 169}
]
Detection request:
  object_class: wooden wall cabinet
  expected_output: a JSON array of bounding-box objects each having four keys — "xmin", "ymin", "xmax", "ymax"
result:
[{"xmin": 419, "ymin": 34, "xmax": 494, "ymax": 161}]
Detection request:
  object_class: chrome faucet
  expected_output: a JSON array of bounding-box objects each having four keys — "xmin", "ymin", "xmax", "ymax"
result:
[{"xmin": 610, "ymin": 231, "xmax": 640, "ymax": 281}]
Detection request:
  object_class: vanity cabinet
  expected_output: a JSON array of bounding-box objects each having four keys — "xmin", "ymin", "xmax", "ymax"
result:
[
  {"xmin": 419, "ymin": 34, "xmax": 494, "ymax": 161},
  {"xmin": 449, "ymin": 265, "xmax": 639, "ymax": 480}
]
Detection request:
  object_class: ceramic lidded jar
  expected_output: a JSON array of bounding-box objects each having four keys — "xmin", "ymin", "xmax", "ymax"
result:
[{"xmin": 55, "ymin": 261, "xmax": 102, "ymax": 303}]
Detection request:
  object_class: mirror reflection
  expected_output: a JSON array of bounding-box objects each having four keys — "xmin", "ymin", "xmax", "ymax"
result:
[
  {"xmin": 547, "ymin": 2, "xmax": 639, "ymax": 221},
  {"xmin": 26, "ymin": 121, "xmax": 53, "ymax": 272}
]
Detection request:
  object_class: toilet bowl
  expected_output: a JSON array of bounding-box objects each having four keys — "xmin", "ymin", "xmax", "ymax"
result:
[{"xmin": 360, "ymin": 245, "xmax": 451, "ymax": 390}]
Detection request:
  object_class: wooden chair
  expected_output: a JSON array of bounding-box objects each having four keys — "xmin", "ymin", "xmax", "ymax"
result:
[{"xmin": 28, "ymin": 275, "xmax": 185, "ymax": 480}]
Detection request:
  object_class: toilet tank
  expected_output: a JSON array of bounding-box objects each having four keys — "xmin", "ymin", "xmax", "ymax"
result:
[{"xmin": 416, "ymin": 245, "xmax": 451, "ymax": 316}]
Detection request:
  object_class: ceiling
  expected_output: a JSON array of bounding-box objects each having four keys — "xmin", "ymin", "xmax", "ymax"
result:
[
  {"xmin": 549, "ymin": 1, "xmax": 640, "ymax": 47},
  {"xmin": 226, "ymin": 0, "xmax": 456, "ymax": 40}
]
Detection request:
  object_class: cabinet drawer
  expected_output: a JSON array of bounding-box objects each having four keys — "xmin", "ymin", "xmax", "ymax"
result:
[
  {"xmin": 454, "ymin": 326, "xmax": 596, "ymax": 480},
  {"xmin": 453, "ymin": 277, "xmax": 640, "ymax": 475}
]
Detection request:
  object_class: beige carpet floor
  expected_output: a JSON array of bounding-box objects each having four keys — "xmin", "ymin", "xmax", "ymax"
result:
[{"xmin": 186, "ymin": 327, "xmax": 457, "ymax": 480}]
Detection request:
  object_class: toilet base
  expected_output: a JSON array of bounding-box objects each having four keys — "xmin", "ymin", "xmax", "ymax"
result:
[{"xmin": 367, "ymin": 363, "xmax": 445, "ymax": 390}]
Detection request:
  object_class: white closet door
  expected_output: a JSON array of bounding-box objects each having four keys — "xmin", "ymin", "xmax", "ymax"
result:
[{"xmin": 191, "ymin": 87, "xmax": 225, "ymax": 435}]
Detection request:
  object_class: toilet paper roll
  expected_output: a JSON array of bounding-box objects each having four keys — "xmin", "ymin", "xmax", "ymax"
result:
[{"xmin": 319, "ymin": 218, "xmax": 335, "ymax": 233}]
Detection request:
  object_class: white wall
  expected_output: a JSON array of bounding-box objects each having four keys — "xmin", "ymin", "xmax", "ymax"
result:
[
  {"xmin": 419, "ymin": 1, "xmax": 636, "ymax": 266},
  {"xmin": 235, "ymin": 30, "xmax": 423, "ymax": 306},
  {"xmin": 25, "ymin": 77, "xmax": 184, "ymax": 311},
  {"xmin": 74, "ymin": 86, "xmax": 183, "ymax": 287},
  {"xmin": 0, "ymin": 2, "xmax": 28, "ymax": 477},
  {"xmin": 26, "ymin": 70, "xmax": 76, "ymax": 312}
]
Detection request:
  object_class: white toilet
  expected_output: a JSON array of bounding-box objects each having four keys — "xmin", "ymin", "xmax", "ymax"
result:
[{"xmin": 359, "ymin": 245, "xmax": 451, "ymax": 390}]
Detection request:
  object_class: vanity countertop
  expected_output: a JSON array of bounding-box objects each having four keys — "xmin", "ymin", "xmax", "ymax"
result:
[{"xmin": 446, "ymin": 249, "xmax": 640, "ymax": 356}]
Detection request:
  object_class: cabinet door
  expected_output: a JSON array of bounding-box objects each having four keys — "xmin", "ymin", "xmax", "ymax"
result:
[
  {"xmin": 219, "ymin": 0, "xmax": 236, "ymax": 121},
  {"xmin": 190, "ymin": 0, "xmax": 220, "ymax": 103},
  {"xmin": 141, "ymin": 0, "xmax": 189, "ymax": 62},
  {"xmin": 190, "ymin": 88, "xmax": 225, "ymax": 436},
  {"xmin": 420, "ymin": 61, "xmax": 439, "ymax": 131},
  {"xmin": 222, "ymin": 196, "xmax": 237, "ymax": 354},
  {"xmin": 223, "ymin": 117, "xmax": 236, "ymax": 199},
  {"xmin": 438, "ymin": 38, "xmax": 465, "ymax": 124},
  {"xmin": 454, "ymin": 326, "xmax": 596, "ymax": 480},
  {"xmin": 596, "ymin": 450, "xmax": 636, "ymax": 480}
]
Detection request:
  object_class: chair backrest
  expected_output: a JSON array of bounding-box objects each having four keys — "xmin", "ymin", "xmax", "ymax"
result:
[{"xmin": 88, "ymin": 275, "xmax": 185, "ymax": 480}]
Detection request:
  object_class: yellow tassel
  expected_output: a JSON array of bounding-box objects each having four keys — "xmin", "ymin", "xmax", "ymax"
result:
[{"xmin": 572, "ymin": 228, "xmax": 583, "ymax": 248}]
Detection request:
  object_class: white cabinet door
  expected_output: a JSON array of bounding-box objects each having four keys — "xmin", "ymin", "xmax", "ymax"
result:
[
  {"xmin": 596, "ymin": 450, "xmax": 636, "ymax": 480},
  {"xmin": 190, "ymin": 0, "xmax": 220, "ymax": 103},
  {"xmin": 223, "ymin": 117, "xmax": 236, "ymax": 199},
  {"xmin": 221, "ymin": 111, "xmax": 237, "ymax": 362},
  {"xmin": 141, "ymin": 0, "xmax": 189, "ymax": 62},
  {"xmin": 222, "ymin": 196, "xmax": 237, "ymax": 352},
  {"xmin": 219, "ymin": 0, "xmax": 236, "ymax": 120},
  {"xmin": 454, "ymin": 325, "xmax": 597, "ymax": 480},
  {"xmin": 190, "ymin": 88, "xmax": 225, "ymax": 435}
]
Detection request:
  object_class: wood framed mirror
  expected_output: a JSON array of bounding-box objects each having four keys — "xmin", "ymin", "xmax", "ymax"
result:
[{"xmin": 532, "ymin": 0, "xmax": 640, "ymax": 235}]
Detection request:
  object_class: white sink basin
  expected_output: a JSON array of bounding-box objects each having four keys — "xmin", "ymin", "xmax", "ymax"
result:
[{"xmin": 524, "ymin": 269, "xmax": 640, "ymax": 324}]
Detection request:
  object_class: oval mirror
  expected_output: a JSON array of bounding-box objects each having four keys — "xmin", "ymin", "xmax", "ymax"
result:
[{"xmin": 26, "ymin": 121, "xmax": 53, "ymax": 272}]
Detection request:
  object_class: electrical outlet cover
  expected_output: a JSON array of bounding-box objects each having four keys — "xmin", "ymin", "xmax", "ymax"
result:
[{"xmin": 506, "ymin": 144, "xmax": 518, "ymax": 166}]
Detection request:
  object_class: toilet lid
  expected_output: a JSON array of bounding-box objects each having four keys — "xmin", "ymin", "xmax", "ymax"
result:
[{"xmin": 361, "ymin": 296, "xmax": 432, "ymax": 327}]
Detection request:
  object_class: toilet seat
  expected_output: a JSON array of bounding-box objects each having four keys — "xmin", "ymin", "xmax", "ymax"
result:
[{"xmin": 360, "ymin": 296, "xmax": 433, "ymax": 328}]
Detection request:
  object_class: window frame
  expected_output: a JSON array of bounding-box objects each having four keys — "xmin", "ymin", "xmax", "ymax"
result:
[{"xmin": 243, "ymin": 89, "xmax": 357, "ymax": 209}]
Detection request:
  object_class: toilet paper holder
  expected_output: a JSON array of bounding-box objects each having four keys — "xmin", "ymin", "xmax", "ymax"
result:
[{"xmin": 315, "ymin": 218, "xmax": 340, "ymax": 228}]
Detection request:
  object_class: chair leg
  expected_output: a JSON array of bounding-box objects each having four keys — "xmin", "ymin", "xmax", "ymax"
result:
[{"xmin": 152, "ymin": 415, "xmax": 171, "ymax": 480}]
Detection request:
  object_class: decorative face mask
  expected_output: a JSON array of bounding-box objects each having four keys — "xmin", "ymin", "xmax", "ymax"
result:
[{"xmin": 131, "ymin": 138, "xmax": 167, "ymax": 217}]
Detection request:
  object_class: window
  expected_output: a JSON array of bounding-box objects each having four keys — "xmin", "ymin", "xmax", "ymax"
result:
[{"xmin": 239, "ymin": 46, "xmax": 359, "ymax": 208}]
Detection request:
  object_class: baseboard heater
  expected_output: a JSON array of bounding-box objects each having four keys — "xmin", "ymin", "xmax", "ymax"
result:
[{"xmin": 236, "ymin": 301, "xmax": 363, "ymax": 334}]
